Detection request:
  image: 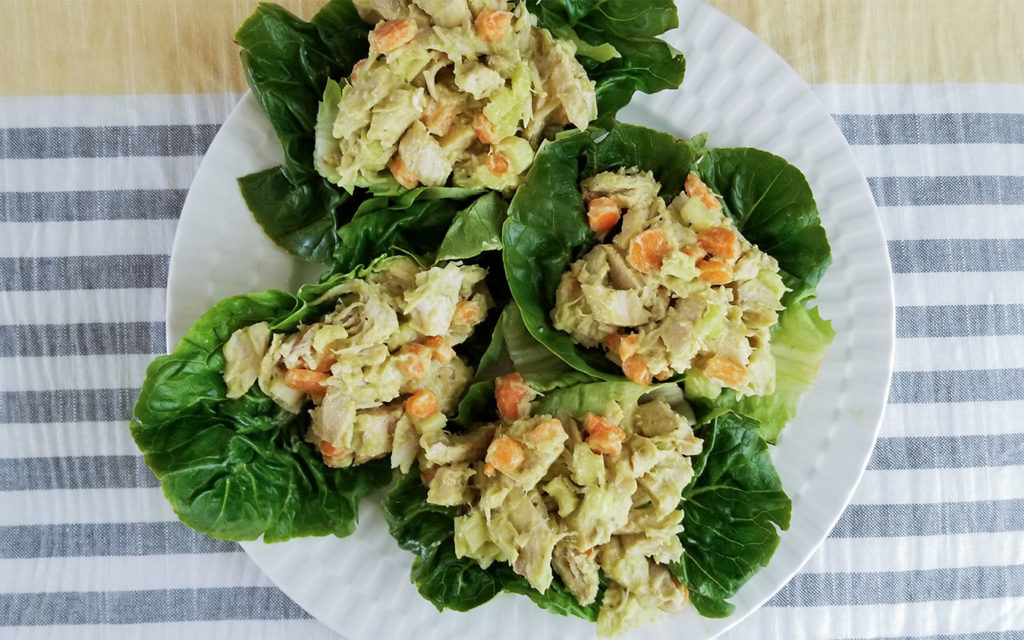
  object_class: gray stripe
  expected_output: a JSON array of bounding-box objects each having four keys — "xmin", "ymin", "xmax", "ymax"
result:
[
  {"xmin": 768, "ymin": 564, "xmax": 1024, "ymax": 607},
  {"xmin": 0, "ymin": 456, "xmax": 158, "ymax": 491},
  {"xmin": 845, "ymin": 633, "xmax": 1024, "ymax": 640},
  {"xmin": 0, "ymin": 189, "xmax": 186, "ymax": 222},
  {"xmin": 0, "ymin": 124, "xmax": 219, "ymax": 159},
  {"xmin": 869, "ymin": 176, "xmax": 1024, "ymax": 206},
  {"xmin": 0, "ymin": 522, "xmax": 237, "ymax": 559},
  {"xmin": 835, "ymin": 112, "xmax": 1024, "ymax": 145},
  {"xmin": 888, "ymin": 239, "xmax": 1024, "ymax": 273},
  {"xmin": 0, "ymin": 389, "xmax": 137, "ymax": 424},
  {"xmin": 868, "ymin": 434, "xmax": 1024, "ymax": 470},
  {"xmin": 897, "ymin": 304, "xmax": 1024, "ymax": 338},
  {"xmin": 0, "ymin": 255, "xmax": 168, "ymax": 291},
  {"xmin": 889, "ymin": 369, "xmax": 1024, "ymax": 404},
  {"xmin": 830, "ymin": 500, "xmax": 1024, "ymax": 538},
  {"xmin": 0, "ymin": 322, "xmax": 164, "ymax": 357},
  {"xmin": 0, "ymin": 587, "xmax": 309, "ymax": 625}
]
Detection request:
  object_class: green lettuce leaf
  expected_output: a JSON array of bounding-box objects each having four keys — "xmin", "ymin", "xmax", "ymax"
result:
[
  {"xmin": 534, "ymin": 379, "xmax": 652, "ymax": 417},
  {"xmin": 329, "ymin": 188, "xmax": 499, "ymax": 272},
  {"xmin": 234, "ymin": 0, "xmax": 371, "ymax": 264},
  {"xmin": 504, "ymin": 122, "xmax": 832, "ymax": 439},
  {"xmin": 130, "ymin": 267, "xmax": 393, "ymax": 542},
  {"xmin": 670, "ymin": 411, "xmax": 792, "ymax": 617},
  {"xmin": 527, "ymin": 0, "xmax": 686, "ymax": 120},
  {"xmin": 383, "ymin": 468, "xmax": 600, "ymax": 620},
  {"xmin": 436, "ymin": 193, "xmax": 508, "ymax": 262},
  {"xmin": 238, "ymin": 167, "xmax": 351, "ymax": 264},
  {"xmin": 697, "ymin": 148, "xmax": 832, "ymax": 287}
]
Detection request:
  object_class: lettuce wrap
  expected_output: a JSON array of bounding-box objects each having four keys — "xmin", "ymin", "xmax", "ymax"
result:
[
  {"xmin": 503, "ymin": 123, "xmax": 835, "ymax": 442},
  {"xmin": 383, "ymin": 367, "xmax": 792, "ymax": 627},
  {"xmin": 233, "ymin": 0, "xmax": 687, "ymax": 263},
  {"xmin": 131, "ymin": 202, "xmax": 505, "ymax": 542}
]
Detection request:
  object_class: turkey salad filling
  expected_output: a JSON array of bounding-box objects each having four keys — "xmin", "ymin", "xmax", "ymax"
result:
[
  {"xmin": 421, "ymin": 375, "xmax": 703, "ymax": 636},
  {"xmin": 316, "ymin": 0, "xmax": 598, "ymax": 193},
  {"xmin": 221, "ymin": 257, "xmax": 493, "ymax": 468},
  {"xmin": 552, "ymin": 169, "xmax": 788, "ymax": 397}
]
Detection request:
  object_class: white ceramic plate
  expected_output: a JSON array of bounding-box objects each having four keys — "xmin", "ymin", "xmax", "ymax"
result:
[{"xmin": 166, "ymin": 1, "xmax": 895, "ymax": 638}]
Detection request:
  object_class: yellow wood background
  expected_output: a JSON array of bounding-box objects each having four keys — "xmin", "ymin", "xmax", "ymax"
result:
[{"xmin": 0, "ymin": 0, "xmax": 1020, "ymax": 96}]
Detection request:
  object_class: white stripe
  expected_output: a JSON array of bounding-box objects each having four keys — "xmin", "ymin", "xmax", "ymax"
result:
[
  {"xmin": 894, "ymin": 271, "xmax": 1024, "ymax": 305},
  {"xmin": 805, "ymin": 532, "xmax": 1024, "ymax": 574},
  {"xmin": 853, "ymin": 143, "xmax": 1024, "ymax": 177},
  {"xmin": 0, "ymin": 354, "xmax": 153, "ymax": 392},
  {"xmin": 0, "ymin": 422, "xmax": 140, "ymax": 458},
  {"xmin": 0, "ymin": 553, "xmax": 272, "ymax": 594},
  {"xmin": 812, "ymin": 83, "xmax": 1024, "ymax": 115},
  {"xmin": 0, "ymin": 156, "xmax": 203, "ymax": 192},
  {"xmin": 881, "ymin": 204, "xmax": 1024, "ymax": 240},
  {"xmin": 893, "ymin": 334, "xmax": 1024, "ymax": 372},
  {"xmin": 0, "ymin": 220, "xmax": 177, "ymax": 258},
  {"xmin": 0, "ymin": 488, "xmax": 176, "ymax": 525},
  {"xmin": 0, "ymin": 289, "xmax": 165, "ymax": 324},
  {"xmin": 726, "ymin": 598, "xmax": 1024, "ymax": 640},
  {"xmin": 0, "ymin": 93, "xmax": 241, "ymax": 128},
  {"xmin": 883, "ymin": 401, "xmax": 1024, "ymax": 437},
  {"xmin": 0, "ymin": 621, "xmax": 340, "ymax": 640},
  {"xmin": 851, "ymin": 465, "xmax": 1024, "ymax": 505}
]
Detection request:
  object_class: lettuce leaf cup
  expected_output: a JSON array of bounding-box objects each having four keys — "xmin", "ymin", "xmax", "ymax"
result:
[
  {"xmin": 131, "ymin": 205, "xmax": 505, "ymax": 542},
  {"xmin": 233, "ymin": 0, "xmax": 687, "ymax": 263},
  {"xmin": 503, "ymin": 123, "xmax": 835, "ymax": 442},
  {"xmin": 383, "ymin": 366, "xmax": 791, "ymax": 634}
]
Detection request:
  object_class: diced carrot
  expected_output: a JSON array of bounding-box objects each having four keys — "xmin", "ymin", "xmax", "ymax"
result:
[
  {"xmin": 583, "ymin": 548, "xmax": 594, "ymax": 557},
  {"xmin": 473, "ymin": 113, "xmax": 498, "ymax": 144},
  {"xmin": 696, "ymin": 259, "xmax": 733, "ymax": 285},
  {"xmin": 495, "ymin": 372, "xmax": 530, "ymax": 421},
  {"xmin": 583, "ymin": 413, "xmax": 626, "ymax": 456},
  {"xmin": 451, "ymin": 300, "xmax": 482, "ymax": 330},
  {"xmin": 684, "ymin": 171, "xmax": 721, "ymax": 210},
  {"xmin": 618, "ymin": 334, "xmax": 639, "ymax": 361},
  {"xmin": 697, "ymin": 227, "xmax": 738, "ymax": 260},
  {"xmin": 603, "ymin": 331, "xmax": 622, "ymax": 353},
  {"xmin": 485, "ymin": 151, "xmax": 509, "ymax": 175},
  {"xmin": 284, "ymin": 368, "xmax": 330, "ymax": 394},
  {"xmin": 320, "ymin": 440, "xmax": 345, "ymax": 457},
  {"xmin": 369, "ymin": 18, "xmax": 419, "ymax": 54},
  {"xmin": 350, "ymin": 58, "xmax": 367, "ymax": 83},
  {"xmin": 702, "ymin": 354, "xmax": 746, "ymax": 386},
  {"xmin": 389, "ymin": 155, "xmax": 419, "ymax": 189},
  {"xmin": 586, "ymin": 197, "xmax": 621, "ymax": 235},
  {"xmin": 483, "ymin": 462, "xmax": 496, "ymax": 477},
  {"xmin": 531, "ymin": 418, "xmax": 563, "ymax": 443},
  {"xmin": 622, "ymin": 356, "xmax": 652, "ymax": 386},
  {"xmin": 405, "ymin": 389, "xmax": 440, "ymax": 419},
  {"xmin": 474, "ymin": 8, "xmax": 513, "ymax": 43},
  {"xmin": 421, "ymin": 102, "xmax": 456, "ymax": 137},
  {"xmin": 627, "ymin": 229, "xmax": 674, "ymax": 274},
  {"xmin": 397, "ymin": 343, "xmax": 429, "ymax": 379},
  {"xmin": 424, "ymin": 336, "xmax": 456, "ymax": 364},
  {"xmin": 485, "ymin": 435, "xmax": 525, "ymax": 474}
]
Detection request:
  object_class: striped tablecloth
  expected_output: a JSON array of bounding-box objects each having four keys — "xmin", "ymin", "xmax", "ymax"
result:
[{"xmin": 1, "ymin": 1, "xmax": 1022, "ymax": 638}]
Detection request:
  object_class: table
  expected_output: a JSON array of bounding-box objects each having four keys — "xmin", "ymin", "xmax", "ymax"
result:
[{"xmin": 1, "ymin": 1, "xmax": 1022, "ymax": 637}]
